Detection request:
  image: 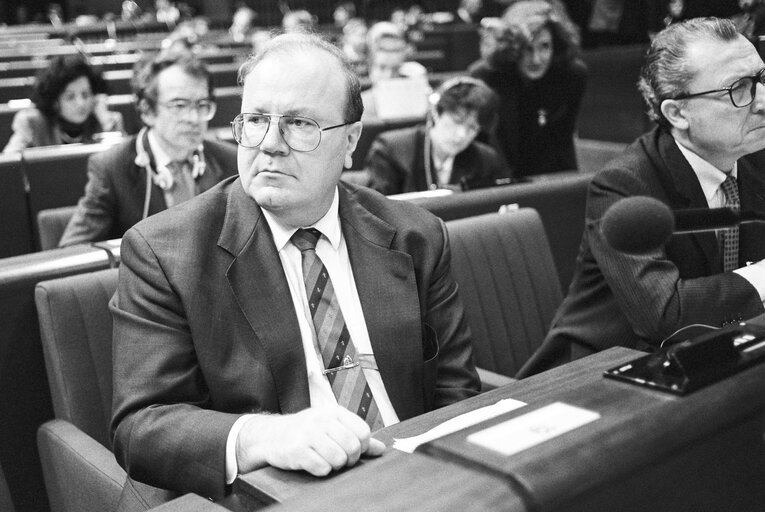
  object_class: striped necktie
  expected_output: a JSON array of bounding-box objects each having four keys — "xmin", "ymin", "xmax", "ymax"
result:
[
  {"xmin": 291, "ymin": 228, "xmax": 383, "ymax": 431},
  {"xmin": 720, "ymin": 174, "xmax": 740, "ymax": 272},
  {"xmin": 166, "ymin": 160, "xmax": 196, "ymax": 206}
]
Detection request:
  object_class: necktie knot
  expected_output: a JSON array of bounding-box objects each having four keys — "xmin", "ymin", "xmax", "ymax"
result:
[
  {"xmin": 291, "ymin": 228, "xmax": 321, "ymax": 252},
  {"xmin": 720, "ymin": 174, "xmax": 740, "ymax": 209}
]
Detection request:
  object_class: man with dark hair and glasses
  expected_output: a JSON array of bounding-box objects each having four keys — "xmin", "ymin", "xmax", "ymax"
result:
[
  {"xmin": 109, "ymin": 32, "xmax": 479, "ymax": 505},
  {"xmin": 519, "ymin": 17, "xmax": 765, "ymax": 377},
  {"xmin": 59, "ymin": 51, "xmax": 237, "ymax": 247}
]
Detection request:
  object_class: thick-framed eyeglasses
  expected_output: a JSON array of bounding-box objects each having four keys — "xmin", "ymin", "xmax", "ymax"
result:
[
  {"xmin": 673, "ymin": 68, "xmax": 765, "ymax": 108},
  {"xmin": 158, "ymin": 99, "xmax": 217, "ymax": 120},
  {"xmin": 231, "ymin": 113, "xmax": 351, "ymax": 152}
]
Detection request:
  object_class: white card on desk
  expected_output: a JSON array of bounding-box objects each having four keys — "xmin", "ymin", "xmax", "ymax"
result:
[
  {"xmin": 467, "ymin": 402, "xmax": 600, "ymax": 456},
  {"xmin": 392, "ymin": 398, "xmax": 526, "ymax": 453}
]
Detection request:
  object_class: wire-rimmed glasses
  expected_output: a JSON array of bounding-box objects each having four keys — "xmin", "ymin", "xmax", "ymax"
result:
[
  {"xmin": 231, "ymin": 112, "xmax": 351, "ymax": 152},
  {"xmin": 157, "ymin": 99, "xmax": 217, "ymax": 120}
]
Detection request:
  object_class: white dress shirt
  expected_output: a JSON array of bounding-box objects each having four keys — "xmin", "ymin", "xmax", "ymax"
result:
[
  {"xmin": 225, "ymin": 187, "xmax": 399, "ymax": 482},
  {"xmin": 675, "ymin": 141, "xmax": 765, "ymax": 301}
]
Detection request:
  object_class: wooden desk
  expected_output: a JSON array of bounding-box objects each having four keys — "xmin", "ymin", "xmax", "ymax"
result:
[
  {"xmin": 231, "ymin": 346, "xmax": 765, "ymax": 511},
  {"xmin": 229, "ymin": 348, "xmax": 638, "ymax": 510}
]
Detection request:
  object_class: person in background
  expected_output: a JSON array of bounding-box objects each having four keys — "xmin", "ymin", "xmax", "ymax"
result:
[
  {"xmin": 340, "ymin": 17, "xmax": 369, "ymax": 76},
  {"xmin": 518, "ymin": 17, "xmax": 765, "ymax": 377},
  {"xmin": 281, "ymin": 9, "xmax": 317, "ymax": 33},
  {"xmin": 469, "ymin": 0, "xmax": 587, "ymax": 177},
  {"xmin": 3, "ymin": 55, "xmax": 125, "ymax": 153},
  {"xmin": 360, "ymin": 21, "xmax": 428, "ymax": 120},
  {"xmin": 58, "ymin": 51, "xmax": 237, "ymax": 247},
  {"xmin": 364, "ymin": 76, "xmax": 508, "ymax": 194},
  {"xmin": 229, "ymin": 5, "xmax": 258, "ymax": 42},
  {"xmin": 109, "ymin": 32, "xmax": 479, "ymax": 505}
]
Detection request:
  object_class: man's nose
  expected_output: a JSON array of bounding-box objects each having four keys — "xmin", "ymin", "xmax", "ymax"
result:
[
  {"xmin": 752, "ymin": 81, "xmax": 765, "ymax": 113},
  {"xmin": 258, "ymin": 117, "xmax": 289, "ymax": 154}
]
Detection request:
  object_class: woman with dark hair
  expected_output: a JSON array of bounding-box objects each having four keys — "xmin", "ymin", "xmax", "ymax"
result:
[
  {"xmin": 469, "ymin": 0, "xmax": 587, "ymax": 177},
  {"xmin": 3, "ymin": 55, "xmax": 125, "ymax": 153}
]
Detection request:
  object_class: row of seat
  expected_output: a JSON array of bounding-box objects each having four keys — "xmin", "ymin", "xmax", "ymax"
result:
[{"xmin": 0, "ymin": 167, "xmax": 592, "ymax": 511}]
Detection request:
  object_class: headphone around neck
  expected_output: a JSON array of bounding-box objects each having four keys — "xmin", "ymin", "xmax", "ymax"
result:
[{"xmin": 134, "ymin": 127, "xmax": 206, "ymax": 219}]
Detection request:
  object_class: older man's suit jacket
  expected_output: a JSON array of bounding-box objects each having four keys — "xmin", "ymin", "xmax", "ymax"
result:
[
  {"xmin": 58, "ymin": 135, "xmax": 237, "ymax": 246},
  {"xmin": 110, "ymin": 177, "xmax": 480, "ymax": 502},
  {"xmin": 364, "ymin": 124, "xmax": 509, "ymax": 195},
  {"xmin": 518, "ymin": 127, "xmax": 765, "ymax": 377}
]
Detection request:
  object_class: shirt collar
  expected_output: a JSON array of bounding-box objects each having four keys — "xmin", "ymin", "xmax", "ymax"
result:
[
  {"xmin": 147, "ymin": 129, "xmax": 173, "ymax": 170},
  {"xmin": 262, "ymin": 187, "xmax": 342, "ymax": 252},
  {"xmin": 674, "ymin": 140, "xmax": 738, "ymax": 202}
]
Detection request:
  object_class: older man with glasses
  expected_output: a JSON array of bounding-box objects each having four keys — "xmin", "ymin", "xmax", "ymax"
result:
[
  {"xmin": 58, "ymin": 51, "xmax": 237, "ymax": 247},
  {"xmin": 109, "ymin": 32, "xmax": 479, "ymax": 507},
  {"xmin": 519, "ymin": 17, "xmax": 765, "ymax": 377}
]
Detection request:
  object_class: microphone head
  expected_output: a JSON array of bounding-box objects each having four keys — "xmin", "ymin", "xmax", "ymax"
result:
[{"xmin": 601, "ymin": 196, "xmax": 674, "ymax": 254}]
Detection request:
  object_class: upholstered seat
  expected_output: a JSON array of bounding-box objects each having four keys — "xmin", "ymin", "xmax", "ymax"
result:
[{"xmin": 446, "ymin": 208, "xmax": 563, "ymax": 379}]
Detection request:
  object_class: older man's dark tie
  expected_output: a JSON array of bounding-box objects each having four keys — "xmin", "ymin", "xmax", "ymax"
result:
[
  {"xmin": 291, "ymin": 228, "xmax": 383, "ymax": 431},
  {"xmin": 720, "ymin": 175, "xmax": 740, "ymax": 272}
]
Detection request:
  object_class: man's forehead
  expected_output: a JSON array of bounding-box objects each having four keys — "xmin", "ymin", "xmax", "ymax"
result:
[{"xmin": 685, "ymin": 36, "xmax": 762, "ymax": 84}]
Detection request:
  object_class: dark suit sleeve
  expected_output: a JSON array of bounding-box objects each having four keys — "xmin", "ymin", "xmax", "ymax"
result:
[
  {"xmin": 425, "ymin": 220, "xmax": 481, "ymax": 408},
  {"xmin": 58, "ymin": 154, "xmax": 119, "ymax": 247},
  {"xmin": 110, "ymin": 228, "xmax": 240, "ymax": 500},
  {"xmin": 586, "ymin": 167, "xmax": 763, "ymax": 342},
  {"xmin": 364, "ymin": 135, "xmax": 408, "ymax": 196}
]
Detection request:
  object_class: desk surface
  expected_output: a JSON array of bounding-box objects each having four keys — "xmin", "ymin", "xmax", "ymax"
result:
[
  {"xmin": 231, "ymin": 346, "xmax": 765, "ymax": 512},
  {"xmin": 230, "ymin": 348, "xmax": 634, "ymax": 510}
]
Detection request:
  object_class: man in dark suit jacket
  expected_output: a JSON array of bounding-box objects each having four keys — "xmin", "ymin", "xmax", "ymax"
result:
[
  {"xmin": 518, "ymin": 17, "xmax": 765, "ymax": 377},
  {"xmin": 110, "ymin": 32, "xmax": 479, "ymax": 506},
  {"xmin": 59, "ymin": 52, "xmax": 237, "ymax": 247}
]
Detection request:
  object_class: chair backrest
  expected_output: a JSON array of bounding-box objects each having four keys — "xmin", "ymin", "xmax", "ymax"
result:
[
  {"xmin": 37, "ymin": 206, "xmax": 78, "ymax": 251},
  {"xmin": 446, "ymin": 209, "xmax": 563, "ymax": 377},
  {"xmin": 0, "ymin": 152, "xmax": 34, "ymax": 258},
  {"xmin": 0, "ymin": 245, "xmax": 114, "ymax": 512},
  {"xmin": 35, "ymin": 268, "xmax": 119, "ymax": 448},
  {"xmin": 408, "ymin": 171, "xmax": 591, "ymax": 291}
]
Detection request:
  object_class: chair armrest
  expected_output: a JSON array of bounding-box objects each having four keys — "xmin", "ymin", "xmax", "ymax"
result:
[
  {"xmin": 477, "ymin": 367, "xmax": 516, "ymax": 392},
  {"xmin": 37, "ymin": 419, "xmax": 125, "ymax": 512}
]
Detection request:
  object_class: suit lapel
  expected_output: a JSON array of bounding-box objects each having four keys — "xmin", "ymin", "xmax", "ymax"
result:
[
  {"xmin": 656, "ymin": 132, "xmax": 720, "ymax": 268},
  {"xmin": 218, "ymin": 182, "xmax": 309, "ymax": 414},
  {"xmin": 738, "ymin": 155, "xmax": 765, "ymax": 262},
  {"xmin": 338, "ymin": 186, "xmax": 424, "ymax": 419}
]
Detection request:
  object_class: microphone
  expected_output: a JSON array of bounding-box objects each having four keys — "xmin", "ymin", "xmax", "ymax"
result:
[{"xmin": 601, "ymin": 196, "xmax": 762, "ymax": 254}]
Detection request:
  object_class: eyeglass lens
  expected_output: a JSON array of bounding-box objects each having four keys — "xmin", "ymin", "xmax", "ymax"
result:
[
  {"xmin": 730, "ymin": 71, "xmax": 765, "ymax": 107},
  {"xmin": 164, "ymin": 100, "xmax": 216, "ymax": 120},
  {"xmin": 233, "ymin": 114, "xmax": 322, "ymax": 152}
]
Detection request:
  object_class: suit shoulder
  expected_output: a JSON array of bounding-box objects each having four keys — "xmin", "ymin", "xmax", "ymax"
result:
[
  {"xmin": 345, "ymin": 183, "xmax": 443, "ymax": 231},
  {"xmin": 129, "ymin": 176, "xmax": 236, "ymax": 241}
]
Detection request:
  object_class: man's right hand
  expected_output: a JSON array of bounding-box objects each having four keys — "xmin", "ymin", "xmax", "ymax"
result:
[{"xmin": 235, "ymin": 406, "xmax": 386, "ymax": 476}]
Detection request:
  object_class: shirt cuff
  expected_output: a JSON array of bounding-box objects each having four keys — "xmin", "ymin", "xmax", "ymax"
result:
[
  {"xmin": 734, "ymin": 260, "xmax": 765, "ymax": 302},
  {"xmin": 225, "ymin": 414, "xmax": 256, "ymax": 484}
]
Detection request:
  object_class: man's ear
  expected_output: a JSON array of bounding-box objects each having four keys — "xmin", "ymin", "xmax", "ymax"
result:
[
  {"xmin": 137, "ymin": 98, "xmax": 155, "ymax": 127},
  {"xmin": 343, "ymin": 121, "xmax": 363, "ymax": 169},
  {"xmin": 660, "ymin": 99, "xmax": 690, "ymax": 131}
]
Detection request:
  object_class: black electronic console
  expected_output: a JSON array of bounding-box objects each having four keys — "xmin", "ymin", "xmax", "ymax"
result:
[{"xmin": 604, "ymin": 322, "xmax": 765, "ymax": 395}]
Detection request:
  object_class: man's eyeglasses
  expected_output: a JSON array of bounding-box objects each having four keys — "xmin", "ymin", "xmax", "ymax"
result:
[
  {"xmin": 673, "ymin": 69, "xmax": 765, "ymax": 108},
  {"xmin": 158, "ymin": 99, "xmax": 217, "ymax": 120},
  {"xmin": 231, "ymin": 113, "xmax": 351, "ymax": 152}
]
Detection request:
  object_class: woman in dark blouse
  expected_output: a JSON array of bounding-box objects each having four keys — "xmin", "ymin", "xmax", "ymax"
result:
[{"xmin": 469, "ymin": 0, "xmax": 587, "ymax": 177}]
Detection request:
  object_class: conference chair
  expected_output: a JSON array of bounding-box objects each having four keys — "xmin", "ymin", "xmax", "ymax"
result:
[
  {"xmin": 37, "ymin": 206, "xmax": 77, "ymax": 251},
  {"xmin": 35, "ymin": 268, "xmax": 122, "ymax": 512},
  {"xmin": 445, "ymin": 209, "xmax": 563, "ymax": 380}
]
